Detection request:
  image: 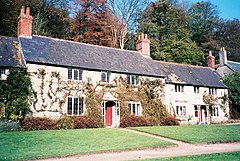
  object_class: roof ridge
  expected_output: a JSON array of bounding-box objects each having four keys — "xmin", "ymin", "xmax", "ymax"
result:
[
  {"xmin": 228, "ymin": 60, "xmax": 240, "ymax": 64},
  {"xmin": 155, "ymin": 60, "xmax": 211, "ymax": 69},
  {"xmin": 32, "ymin": 35, "xmax": 140, "ymax": 54}
]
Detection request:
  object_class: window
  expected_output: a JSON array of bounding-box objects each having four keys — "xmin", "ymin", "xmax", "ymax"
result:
[
  {"xmin": 194, "ymin": 105, "xmax": 198, "ymax": 117},
  {"xmin": 128, "ymin": 102, "xmax": 141, "ymax": 116},
  {"xmin": 67, "ymin": 97, "xmax": 84, "ymax": 115},
  {"xmin": 127, "ymin": 75, "xmax": 139, "ymax": 85},
  {"xmin": 194, "ymin": 86, "xmax": 200, "ymax": 93},
  {"xmin": 209, "ymin": 88, "xmax": 217, "ymax": 95},
  {"xmin": 212, "ymin": 107, "xmax": 219, "ymax": 117},
  {"xmin": 0, "ymin": 69, "xmax": 6, "ymax": 79},
  {"xmin": 175, "ymin": 84, "xmax": 184, "ymax": 92},
  {"xmin": 101, "ymin": 72, "xmax": 111, "ymax": 82},
  {"xmin": 68, "ymin": 68, "xmax": 83, "ymax": 80},
  {"xmin": 176, "ymin": 106, "xmax": 186, "ymax": 116}
]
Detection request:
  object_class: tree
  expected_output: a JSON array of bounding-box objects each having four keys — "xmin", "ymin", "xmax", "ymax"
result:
[
  {"xmin": 138, "ymin": 0, "xmax": 204, "ymax": 65},
  {"xmin": 0, "ymin": 0, "xmax": 70, "ymax": 39},
  {"xmin": 224, "ymin": 71, "xmax": 240, "ymax": 118},
  {"xmin": 215, "ymin": 19, "xmax": 240, "ymax": 62},
  {"xmin": 71, "ymin": 0, "xmax": 114, "ymax": 47},
  {"xmin": 0, "ymin": 68, "xmax": 32, "ymax": 121},
  {"xmin": 0, "ymin": 0, "xmax": 20, "ymax": 36},
  {"xmin": 108, "ymin": 0, "xmax": 150, "ymax": 49},
  {"xmin": 188, "ymin": 1, "xmax": 219, "ymax": 53}
]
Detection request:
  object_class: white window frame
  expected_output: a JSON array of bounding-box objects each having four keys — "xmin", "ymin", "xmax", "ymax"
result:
[
  {"xmin": 0, "ymin": 68, "xmax": 6, "ymax": 78},
  {"xmin": 194, "ymin": 86, "xmax": 200, "ymax": 93},
  {"xmin": 128, "ymin": 101, "xmax": 141, "ymax": 116},
  {"xmin": 176, "ymin": 105, "xmax": 186, "ymax": 116},
  {"xmin": 68, "ymin": 68, "xmax": 83, "ymax": 80},
  {"xmin": 101, "ymin": 72, "xmax": 111, "ymax": 82},
  {"xmin": 211, "ymin": 106, "xmax": 219, "ymax": 117},
  {"xmin": 175, "ymin": 84, "xmax": 184, "ymax": 92},
  {"xmin": 209, "ymin": 88, "xmax": 217, "ymax": 95},
  {"xmin": 127, "ymin": 75, "xmax": 139, "ymax": 85},
  {"xmin": 67, "ymin": 97, "xmax": 84, "ymax": 115}
]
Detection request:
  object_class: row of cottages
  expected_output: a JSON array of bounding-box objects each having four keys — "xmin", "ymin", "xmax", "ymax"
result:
[{"xmin": 0, "ymin": 7, "xmax": 229, "ymax": 126}]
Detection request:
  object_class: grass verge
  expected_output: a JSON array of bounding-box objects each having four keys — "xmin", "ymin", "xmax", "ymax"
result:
[
  {"xmin": 133, "ymin": 124, "xmax": 240, "ymax": 143},
  {"xmin": 138, "ymin": 151, "xmax": 240, "ymax": 161},
  {"xmin": 0, "ymin": 128, "xmax": 174, "ymax": 161}
]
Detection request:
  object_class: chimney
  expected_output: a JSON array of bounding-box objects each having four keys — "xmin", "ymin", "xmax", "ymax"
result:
[
  {"xmin": 18, "ymin": 6, "xmax": 33, "ymax": 38},
  {"xmin": 219, "ymin": 47, "xmax": 227, "ymax": 66},
  {"xmin": 136, "ymin": 33, "xmax": 150, "ymax": 57},
  {"xmin": 207, "ymin": 51, "xmax": 215, "ymax": 69}
]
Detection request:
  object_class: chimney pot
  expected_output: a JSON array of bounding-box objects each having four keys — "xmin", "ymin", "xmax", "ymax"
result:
[
  {"xmin": 20, "ymin": 6, "xmax": 25, "ymax": 16},
  {"xmin": 209, "ymin": 51, "xmax": 212, "ymax": 56},
  {"xmin": 26, "ymin": 7, "xmax": 30, "ymax": 16}
]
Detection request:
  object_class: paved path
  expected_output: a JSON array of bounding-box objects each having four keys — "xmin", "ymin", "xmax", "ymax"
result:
[{"xmin": 33, "ymin": 129, "xmax": 240, "ymax": 161}]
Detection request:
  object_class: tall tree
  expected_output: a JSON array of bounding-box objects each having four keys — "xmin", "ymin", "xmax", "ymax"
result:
[
  {"xmin": 138, "ymin": 0, "xmax": 204, "ymax": 65},
  {"xmin": 215, "ymin": 19, "xmax": 240, "ymax": 62},
  {"xmin": 188, "ymin": 1, "xmax": 219, "ymax": 53},
  {"xmin": 72, "ymin": 0, "xmax": 115, "ymax": 47},
  {"xmin": 108, "ymin": 0, "xmax": 150, "ymax": 49}
]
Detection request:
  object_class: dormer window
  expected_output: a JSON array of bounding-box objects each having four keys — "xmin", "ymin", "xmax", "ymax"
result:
[
  {"xmin": 68, "ymin": 68, "xmax": 83, "ymax": 80},
  {"xmin": 175, "ymin": 84, "xmax": 184, "ymax": 92},
  {"xmin": 101, "ymin": 72, "xmax": 111, "ymax": 82},
  {"xmin": 127, "ymin": 75, "xmax": 139, "ymax": 85}
]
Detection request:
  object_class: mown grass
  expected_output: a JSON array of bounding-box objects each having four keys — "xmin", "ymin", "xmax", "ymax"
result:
[
  {"xmin": 133, "ymin": 124, "xmax": 240, "ymax": 143},
  {"xmin": 139, "ymin": 151, "xmax": 240, "ymax": 161},
  {"xmin": 0, "ymin": 128, "xmax": 174, "ymax": 161}
]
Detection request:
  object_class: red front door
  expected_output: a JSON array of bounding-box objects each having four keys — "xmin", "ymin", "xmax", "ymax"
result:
[{"xmin": 105, "ymin": 106, "xmax": 112, "ymax": 126}]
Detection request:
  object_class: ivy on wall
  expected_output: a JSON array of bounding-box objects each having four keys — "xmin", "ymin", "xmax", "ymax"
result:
[{"xmin": 31, "ymin": 68, "xmax": 167, "ymax": 124}]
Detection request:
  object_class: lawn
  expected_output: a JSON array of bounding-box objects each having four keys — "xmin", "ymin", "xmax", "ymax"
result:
[
  {"xmin": 139, "ymin": 151, "xmax": 240, "ymax": 161},
  {"xmin": 133, "ymin": 124, "xmax": 240, "ymax": 143},
  {"xmin": 0, "ymin": 128, "xmax": 174, "ymax": 161}
]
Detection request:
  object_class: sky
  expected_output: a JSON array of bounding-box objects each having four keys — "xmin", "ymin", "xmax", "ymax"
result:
[{"xmin": 187, "ymin": 0, "xmax": 240, "ymax": 20}]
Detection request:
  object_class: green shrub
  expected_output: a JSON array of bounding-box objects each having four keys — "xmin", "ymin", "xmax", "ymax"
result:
[
  {"xmin": 160, "ymin": 116, "xmax": 180, "ymax": 126},
  {"xmin": 0, "ymin": 121, "xmax": 20, "ymax": 132},
  {"xmin": 57, "ymin": 115, "xmax": 75, "ymax": 129},
  {"xmin": 73, "ymin": 116, "xmax": 99, "ymax": 129},
  {"xmin": 120, "ymin": 115, "xmax": 149, "ymax": 128},
  {"xmin": 21, "ymin": 117, "xmax": 57, "ymax": 130}
]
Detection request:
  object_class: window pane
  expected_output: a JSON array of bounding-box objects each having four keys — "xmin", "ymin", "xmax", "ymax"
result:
[
  {"xmin": 0, "ymin": 69, "xmax": 5, "ymax": 75},
  {"xmin": 107, "ymin": 72, "xmax": 111, "ymax": 82},
  {"xmin": 101, "ymin": 73, "xmax": 106, "ymax": 82},
  {"xmin": 74, "ymin": 69, "xmax": 78, "ymax": 80},
  {"xmin": 79, "ymin": 70, "xmax": 83, "ymax": 80},
  {"xmin": 132, "ymin": 104, "xmax": 136, "ymax": 115},
  {"xmin": 79, "ymin": 98, "xmax": 83, "ymax": 114},
  {"xmin": 127, "ymin": 75, "xmax": 130, "ymax": 84},
  {"xmin": 67, "ymin": 97, "xmax": 72, "ymax": 115},
  {"xmin": 68, "ymin": 68, "xmax": 72, "ymax": 79},
  {"xmin": 73, "ymin": 98, "xmax": 78, "ymax": 115}
]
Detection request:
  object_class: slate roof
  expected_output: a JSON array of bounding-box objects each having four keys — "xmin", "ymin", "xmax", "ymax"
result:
[
  {"xmin": 19, "ymin": 35, "xmax": 164, "ymax": 77},
  {"xmin": 0, "ymin": 36, "xmax": 22, "ymax": 67},
  {"xmin": 157, "ymin": 61, "xmax": 227, "ymax": 88},
  {"xmin": 226, "ymin": 61, "xmax": 240, "ymax": 71}
]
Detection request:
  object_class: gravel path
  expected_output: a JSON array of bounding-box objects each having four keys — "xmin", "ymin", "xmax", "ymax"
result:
[{"xmin": 33, "ymin": 128, "xmax": 240, "ymax": 161}]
